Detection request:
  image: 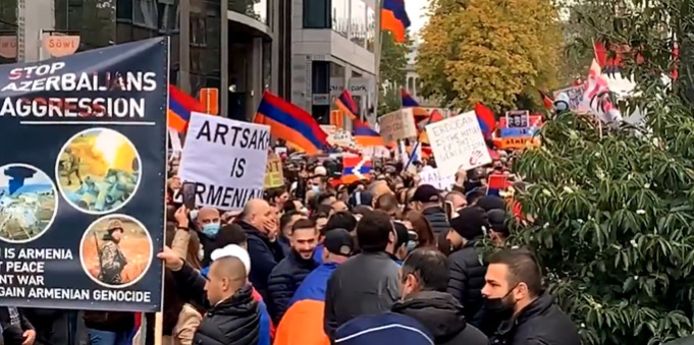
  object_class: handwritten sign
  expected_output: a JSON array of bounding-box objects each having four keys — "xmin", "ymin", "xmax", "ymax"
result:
[
  {"xmin": 264, "ymin": 153, "xmax": 284, "ymax": 189},
  {"xmin": 419, "ymin": 165, "xmax": 455, "ymax": 191},
  {"xmin": 379, "ymin": 109, "xmax": 417, "ymax": 142},
  {"xmin": 426, "ymin": 111, "xmax": 492, "ymax": 177}
]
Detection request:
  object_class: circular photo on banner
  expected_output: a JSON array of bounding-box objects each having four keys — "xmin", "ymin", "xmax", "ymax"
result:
[
  {"xmin": 56, "ymin": 128, "xmax": 141, "ymax": 215},
  {"xmin": 80, "ymin": 214, "xmax": 153, "ymax": 289},
  {"xmin": 0, "ymin": 164, "xmax": 58, "ymax": 243}
]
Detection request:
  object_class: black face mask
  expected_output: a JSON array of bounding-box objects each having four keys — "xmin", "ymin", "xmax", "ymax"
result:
[{"xmin": 484, "ymin": 285, "xmax": 517, "ymax": 320}]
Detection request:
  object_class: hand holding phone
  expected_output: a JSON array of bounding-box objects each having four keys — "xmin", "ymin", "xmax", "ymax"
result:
[{"xmin": 182, "ymin": 182, "xmax": 197, "ymax": 210}]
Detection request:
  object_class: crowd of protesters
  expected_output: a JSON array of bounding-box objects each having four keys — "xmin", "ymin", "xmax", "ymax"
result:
[{"xmin": 0, "ymin": 147, "xmax": 581, "ymax": 345}]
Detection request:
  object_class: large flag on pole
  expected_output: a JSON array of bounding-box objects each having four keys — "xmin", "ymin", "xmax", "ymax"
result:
[{"xmin": 382, "ymin": 0, "xmax": 411, "ymax": 43}]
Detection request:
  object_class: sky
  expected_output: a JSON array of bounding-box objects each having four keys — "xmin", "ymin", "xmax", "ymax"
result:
[
  {"xmin": 406, "ymin": 0, "xmax": 431, "ymax": 36},
  {"xmin": 0, "ymin": 166, "xmax": 52, "ymax": 189}
]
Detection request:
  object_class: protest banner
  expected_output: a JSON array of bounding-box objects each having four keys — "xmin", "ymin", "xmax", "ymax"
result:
[
  {"xmin": 0, "ymin": 38, "xmax": 167, "ymax": 312},
  {"xmin": 180, "ymin": 113, "xmax": 270, "ymax": 211},
  {"xmin": 419, "ymin": 166, "xmax": 455, "ymax": 191},
  {"xmin": 554, "ymin": 85, "xmax": 589, "ymax": 113},
  {"xmin": 379, "ymin": 109, "xmax": 417, "ymax": 142},
  {"xmin": 494, "ymin": 137, "xmax": 541, "ymax": 150},
  {"xmin": 426, "ymin": 111, "xmax": 492, "ymax": 177},
  {"xmin": 505, "ymin": 110, "xmax": 530, "ymax": 128},
  {"xmin": 264, "ymin": 153, "xmax": 284, "ymax": 189}
]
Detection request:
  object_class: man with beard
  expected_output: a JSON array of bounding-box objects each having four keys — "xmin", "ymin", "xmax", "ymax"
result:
[
  {"xmin": 267, "ymin": 218, "xmax": 319, "ymax": 323},
  {"xmin": 481, "ymin": 248, "xmax": 579, "ymax": 345},
  {"xmin": 98, "ymin": 220, "xmax": 128, "ymax": 285},
  {"xmin": 392, "ymin": 248, "xmax": 488, "ymax": 345}
]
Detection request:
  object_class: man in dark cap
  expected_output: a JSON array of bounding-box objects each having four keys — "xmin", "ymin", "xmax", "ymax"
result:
[
  {"xmin": 446, "ymin": 206, "xmax": 489, "ymax": 325},
  {"xmin": 411, "ymin": 184, "xmax": 449, "ymax": 237},
  {"xmin": 98, "ymin": 219, "xmax": 128, "ymax": 285},
  {"xmin": 475, "ymin": 195, "xmax": 506, "ymax": 212},
  {"xmin": 487, "ymin": 209, "xmax": 509, "ymax": 247}
]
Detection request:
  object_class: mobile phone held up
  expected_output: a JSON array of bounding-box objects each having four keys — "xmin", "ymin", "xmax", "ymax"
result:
[{"xmin": 182, "ymin": 182, "xmax": 197, "ymax": 210}]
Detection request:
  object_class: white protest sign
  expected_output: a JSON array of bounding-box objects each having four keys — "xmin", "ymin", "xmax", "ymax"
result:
[
  {"xmin": 419, "ymin": 165, "xmax": 455, "ymax": 191},
  {"xmin": 426, "ymin": 111, "xmax": 492, "ymax": 177},
  {"xmin": 361, "ymin": 145, "xmax": 390, "ymax": 158},
  {"xmin": 328, "ymin": 129, "xmax": 353, "ymax": 147},
  {"xmin": 179, "ymin": 112, "xmax": 270, "ymax": 211},
  {"xmin": 379, "ymin": 108, "xmax": 417, "ymax": 142}
]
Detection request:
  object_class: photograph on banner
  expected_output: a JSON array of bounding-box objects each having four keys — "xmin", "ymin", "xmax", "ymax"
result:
[
  {"xmin": 179, "ymin": 113, "xmax": 270, "ymax": 211},
  {"xmin": 426, "ymin": 111, "xmax": 492, "ymax": 178},
  {"xmin": 554, "ymin": 85, "xmax": 589, "ymax": 113},
  {"xmin": 264, "ymin": 152, "xmax": 284, "ymax": 189},
  {"xmin": 379, "ymin": 108, "xmax": 417, "ymax": 142},
  {"xmin": 0, "ymin": 38, "xmax": 167, "ymax": 312},
  {"xmin": 505, "ymin": 110, "xmax": 530, "ymax": 128}
]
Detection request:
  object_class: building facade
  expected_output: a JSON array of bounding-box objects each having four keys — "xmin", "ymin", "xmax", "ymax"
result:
[
  {"xmin": 291, "ymin": 0, "xmax": 377, "ymax": 124},
  {"xmin": 1, "ymin": 0, "xmax": 291, "ymax": 121}
]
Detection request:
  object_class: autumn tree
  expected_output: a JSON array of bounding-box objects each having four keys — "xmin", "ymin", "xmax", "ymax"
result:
[
  {"xmin": 513, "ymin": 1, "xmax": 694, "ymax": 344},
  {"xmin": 417, "ymin": 0, "xmax": 563, "ymax": 111}
]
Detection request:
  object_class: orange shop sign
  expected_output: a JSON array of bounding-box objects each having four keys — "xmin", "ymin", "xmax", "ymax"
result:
[
  {"xmin": 43, "ymin": 35, "xmax": 80, "ymax": 57},
  {"xmin": 494, "ymin": 137, "xmax": 541, "ymax": 150}
]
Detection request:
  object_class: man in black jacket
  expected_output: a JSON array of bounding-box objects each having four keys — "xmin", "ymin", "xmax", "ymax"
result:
[
  {"xmin": 238, "ymin": 198, "xmax": 285, "ymax": 301},
  {"xmin": 267, "ymin": 218, "xmax": 319, "ymax": 323},
  {"xmin": 393, "ymin": 248, "xmax": 488, "ymax": 345},
  {"xmin": 158, "ymin": 245, "xmax": 260, "ymax": 345},
  {"xmin": 446, "ymin": 207, "xmax": 489, "ymax": 325},
  {"xmin": 481, "ymin": 248, "xmax": 580, "ymax": 345},
  {"xmin": 324, "ymin": 210, "xmax": 400, "ymax": 339},
  {"xmin": 411, "ymin": 185, "xmax": 449, "ymax": 236},
  {"xmin": 0, "ymin": 307, "xmax": 35, "ymax": 345}
]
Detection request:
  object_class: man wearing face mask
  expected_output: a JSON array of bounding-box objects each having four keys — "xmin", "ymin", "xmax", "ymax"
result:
[
  {"xmin": 267, "ymin": 218, "xmax": 319, "ymax": 323},
  {"xmin": 195, "ymin": 207, "xmax": 222, "ymax": 266},
  {"xmin": 238, "ymin": 199, "xmax": 286, "ymax": 301},
  {"xmin": 481, "ymin": 249, "xmax": 579, "ymax": 345},
  {"xmin": 392, "ymin": 249, "xmax": 488, "ymax": 345}
]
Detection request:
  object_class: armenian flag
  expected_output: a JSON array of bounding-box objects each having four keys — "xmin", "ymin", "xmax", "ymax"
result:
[
  {"xmin": 538, "ymin": 89, "xmax": 554, "ymax": 110},
  {"xmin": 401, "ymin": 89, "xmax": 419, "ymax": 107},
  {"xmin": 382, "ymin": 0, "xmax": 411, "ymax": 43},
  {"xmin": 335, "ymin": 90, "xmax": 359, "ymax": 120},
  {"xmin": 474, "ymin": 103, "xmax": 496, "ymax": 138},
  {"xmin": 353, "ymin": 119, "xmax": 384, "ymax": 147},
  {"xmin": 168, "ymin": 84, "xmax": 206, "ymax": 133},
  {"xmin": 342, "ymin": 156, "xmax": 372, "ymax": 184},
  {"xmin": 255, "ymin": 91, "xmax": 328, "ymax": 155}
]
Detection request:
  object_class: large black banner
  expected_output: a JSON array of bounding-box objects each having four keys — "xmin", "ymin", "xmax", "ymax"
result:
[{"xmin": 0, "ymin": 38, "xmax": 167, "ymax": 312}]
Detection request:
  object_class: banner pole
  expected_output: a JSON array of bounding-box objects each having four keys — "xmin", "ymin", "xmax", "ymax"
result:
[{"xmin": 154, "ymin": 312, "xmax": 163, "ymax": 345}]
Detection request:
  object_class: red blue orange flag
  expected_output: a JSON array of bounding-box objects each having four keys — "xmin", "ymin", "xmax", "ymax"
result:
[
  {"xmin": 336, "ymin": 89, "xmax": 359, "ymax": 120},
  {"xmin": 168, "ymin": 84, "xmax": 206, "ymax": 133},
  {"xmin": 538, "ymin": 89, "xmax": 554, "ymax": 110},
  {"xmin": 255, "ymin": 91, "xmax": 329, "ymax": 155},
  {"xmin": 401, "ymin": 89, "xmax": 419, "ymax": 108},
  {"xmin": 474, "ymin": 103, "xmax": 496, "ymax": 138},
  {"xmin": 352, "ymin": 119, "xmax": 384, "ymax": 147},
  {"xmin": 342, "ymin": 156, "xmax": 372, "ymax": 184},
  {"xmin": 382, "ymin": 0, "xmax": 410, "ymax": 43}
]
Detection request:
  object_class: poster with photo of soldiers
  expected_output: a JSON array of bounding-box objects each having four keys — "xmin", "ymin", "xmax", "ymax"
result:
[
  {"xmin": 0, "ymin": 38, "xmax": 167, "ymax": 312},
  {"xmin": 505, "ymin": 110, "xmax": 530, "ymax": 128}
]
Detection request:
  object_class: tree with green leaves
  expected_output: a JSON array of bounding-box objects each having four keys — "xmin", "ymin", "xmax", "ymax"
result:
[
  {"xmin": 512, "ymin": 1, "xmax": 694, "ymax": 344},
  {"xmin": 378, "ymin": 31, "xmax": 409, "ymax": 116}
]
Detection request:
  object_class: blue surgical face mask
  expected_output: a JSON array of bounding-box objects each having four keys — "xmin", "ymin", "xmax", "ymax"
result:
[
  {"xmin": 311, "ymin": 185, "xmax": 320, "ymax": 193},
  {"xmin": 201, "ymin": 223, "xmax": 221, "ymax": 238},
  {"xmin": 406, "ymin": 240, "xmax": 418, "ymax": 253}
]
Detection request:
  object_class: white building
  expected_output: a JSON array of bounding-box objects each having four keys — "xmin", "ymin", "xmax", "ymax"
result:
[{"xmin": 291, "ymin": 0, "xmax": 378, "ymax": 123}]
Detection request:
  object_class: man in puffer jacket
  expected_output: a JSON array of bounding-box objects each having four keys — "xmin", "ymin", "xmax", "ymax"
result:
[
  {"xmin": 159, "ymin": 245, "xmax": 260, "ymax": 345},
  {"xmin": 393, "ymin": 248, "xmax": 488, "ymax": 345},
  {"xmin": 446, "ymin": 207, "xmax": 489, "ymax": 325}
]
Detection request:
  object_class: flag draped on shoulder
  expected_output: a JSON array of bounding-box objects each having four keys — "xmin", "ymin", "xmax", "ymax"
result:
[
  {"xmin": 336, "ymin": 89, "xmax": 359, "ymax": 120},
  {"xmin": 381, "ymin": 0, "xmax": 411, "ymax": 43},
  {"xmin": 255, "ymin": 91, "xmax": 329, "ymax": 155},
  {"xmin": 168, "ymin": 84, "xmax": 205, "ymax": 133}
]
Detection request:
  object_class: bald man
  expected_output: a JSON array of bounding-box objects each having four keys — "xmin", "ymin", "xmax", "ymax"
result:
[
  {"xmin": 238, "ymin": 199, "xmax": 286, "ymax": 300},
  {"xmin": 159, "ymin": 247, "xmax": 261, "ymax": 345},
  {"xmin": 195, "ymin": 207, "xmax": 221, "ymax": 265}
]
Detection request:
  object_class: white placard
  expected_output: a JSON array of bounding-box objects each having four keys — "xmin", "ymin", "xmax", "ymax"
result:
[
  {"xmin": 168, "ymin": 128, "xmax": 183, "ymax": 153},
  {"xmin": 419, "ymin": 165, "xmax": 455, "ymax": 191},
  {"xmin": 179, "ymin": 112, "xmax": 271, "ymax": 211},
  {"xmin": 379, "ymin": 109, "xmax": 417, "ymax": 142},
  {"xmin": 426, "ymin": 111, "xmax": 492, "ymax": 177}
]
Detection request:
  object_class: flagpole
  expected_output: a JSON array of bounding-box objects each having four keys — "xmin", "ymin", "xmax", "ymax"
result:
[{"xmin": 374, "ymin": 0, "xmax": 383, "ymax": 120}]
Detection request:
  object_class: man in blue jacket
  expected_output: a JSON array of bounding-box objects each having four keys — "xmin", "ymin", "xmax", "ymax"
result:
[{"xmin": 291, "ymin": 228, "xmax": 354, "ymax": 303}]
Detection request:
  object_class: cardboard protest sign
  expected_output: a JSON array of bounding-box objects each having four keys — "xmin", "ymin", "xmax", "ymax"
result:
[
  {"xmin": 379, "ymin": 109, "xmax": 417, "ymax": 142},
  {"xmin": 0, "ymin": 38, "xmax": 167, "ymax": 312},
  {"xmin": 426, "ymin": 111, "xmax": 492, "ymax": 177},
  {"xmin": 180, "ymin": 114, "xmax": 270, "ymax": 210},
  {"xmin": 264, "ymin": 153, "xmax": 284, "ymax": 189}
]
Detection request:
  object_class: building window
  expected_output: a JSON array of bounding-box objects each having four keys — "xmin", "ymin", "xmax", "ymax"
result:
[
  {"xmin": 303, "ymin": 0, "xmax": 330, "ymax": 28},
  {"xmin": 133, "ymin": 0, "xmax": 158, "ymax": 29},
  {"xmin": 0, "ymin": 0, "xmax": 17, "ymax": 64},
  {"xmin": 366, "ymin": 4, "xmax": 375, "ymax": 52},
  {"xmin": 157, "ymin": 0, "xmax": 180, "ymax": 33},
  {"xmin": 230, "ymin": 0, "xmax": 268, "ymax": 24},
  {"xmin": 190, "ymin": 13, "xmax": 207, "ymax": 47},
  {"xmin": 350, "ymin": 0, "xmax": 366, "ymax": 47},
  {"xmin": 332, "ymin": 0, "xmax": 348, "ymax": 36},
  {"xmin": 55, "ymin": 0, "xmax": 116, "ymax": 49}
]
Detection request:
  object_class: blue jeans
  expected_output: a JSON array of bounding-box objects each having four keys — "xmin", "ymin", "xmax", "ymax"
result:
[{"xmin": 87, "ymin": 329, "xmax": 134, "ymax": 345}]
